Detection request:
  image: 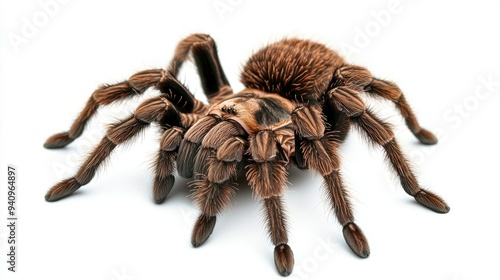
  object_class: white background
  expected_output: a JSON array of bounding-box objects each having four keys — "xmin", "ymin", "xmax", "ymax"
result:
[{"xmin": 1, "ymin": 1, "xmax": 500, "ymax": 279}]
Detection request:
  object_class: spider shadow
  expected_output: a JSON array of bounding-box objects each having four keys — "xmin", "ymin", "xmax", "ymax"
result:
[
  {"xmin": 165, "ymin": 176, "xmax": 193, "ymax": 204},
  {"xmin": 286, "ymin": 165, "xmax": 316, "ymax": 189},
  {"xmin": 165, "ymin": 165, "xmax": 314, "ymax": 205},
  {"xmin": 230, "ymin": 165, "xmax": 316, "ymax": 206}
]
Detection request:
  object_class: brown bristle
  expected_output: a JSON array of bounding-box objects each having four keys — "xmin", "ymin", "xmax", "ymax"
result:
[
  {"xmin": 44, "ymin": 132, "xmax": 74, "ymax": 149},
  {"xmin": 191, "ymin": 215, "xmax": 217, "ymax": 247},
  {"xmin": 153, "ymin": 150, "xmax": 176, "ymax": 179},
  {"xmin": 176, "ymin": 140, "xmax": 200, "ymax": 179},
  {"xmin": 193, "ymin": 147, "xmax": 215, "ymax": 180},
  {"xmin": 250, "ymin": 130, "xmax": 277, "ymax": 162},
  {"xmin": 291, "ymin": 105, "xmax": 325, "ymax": 139},
  {"xmin": 74, "ymin": 137, "xmax": 116, "ymax": 185},
  {"xmin": 414, "ymin": 129, "xmax": 438, "ymax": 145},
  {"xmin": 274, "ymin": 244, "xmax": 294, "ymax": 277},
  {"xmin": 45, "ymin": 177, "xmax": 81, "ymax": 202},
  {"xmin": 128, "ymin": 69, "xmax": 164, "ymax": 92},
  {"xmin": 301, "ymin": 137, "xmax": 339, "ymax": 176},
  {"xmin": 414, "ymin": 190, "xmax": 450, "ymax": 213},
  {"xmin": 246, "ymin": 161, "xmax": 287, "ymax": 198},
  {"xmin": 343, "ymin": 223, "xmax": 370, "ymax": 258},
  {"xmin": 216, "ymin": 137, "xmax": 246, "ymax": 162},
  {"xmin": 153, "ymin": 175, "xmax": 174, "ymax": 204},
  {"xmin": 160, "ymin": 127, "xmax": 184, "ymax": 152},
  {"xmin": 184, "ymin": 115, "xmax": 219, "ymax": 143},
  {"xmin": 191, "ymin": 179, "xmax": 237, "ymax": 217},
  {"xmin": 241, "ymin": 38, "xmax": 344, "ymax": 102},
  {"xmin": 92, "ymin": 82, "xmax": 132, "ymax": 105},
  {"xmin": 206, "ymin": 159, "xmax": 237, "ymax": 184}
]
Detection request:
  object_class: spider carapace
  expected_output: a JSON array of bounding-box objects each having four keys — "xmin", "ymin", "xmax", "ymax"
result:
[{"xmin": 44, "ymin": 34, "xmax": 449, "ymax": 276}]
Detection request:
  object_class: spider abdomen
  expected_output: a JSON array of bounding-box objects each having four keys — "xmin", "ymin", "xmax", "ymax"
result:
[{"xmin": 241, "ymin": 38, "xmax": 345, "ymax": 102}]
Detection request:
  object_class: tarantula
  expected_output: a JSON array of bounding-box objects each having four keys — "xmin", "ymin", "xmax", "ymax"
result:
[{"xmin": 44, "ymin": 34, "xmax": 449, "ymax": 276}]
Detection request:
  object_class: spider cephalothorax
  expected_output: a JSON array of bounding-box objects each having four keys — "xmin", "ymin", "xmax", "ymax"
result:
[{"xmin": 44, "ymin": 34, "xmax": 449, "ymax": 276}]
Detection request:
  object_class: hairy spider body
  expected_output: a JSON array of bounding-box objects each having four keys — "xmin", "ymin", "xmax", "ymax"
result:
[{"xmin": 44, "ymin": 34, "xmax": 449, "ymax": 277}]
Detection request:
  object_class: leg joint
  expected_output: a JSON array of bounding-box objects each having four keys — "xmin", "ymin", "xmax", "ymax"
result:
[
  {"xmin": 328, "ymin": 87, "xmax": 366, "ymax": 118},
  {"xmin": 291, "ymin": 105, "xmax": 325, "ymax": 139},
  {"xmin": 334, "ymin": 65, "xmax": 373, "ymax": 90}
]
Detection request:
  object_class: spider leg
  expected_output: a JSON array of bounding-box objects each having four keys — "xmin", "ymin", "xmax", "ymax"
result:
[
  {"xmin": 152, "ymin": 132, "xmax": 176, "ymax": 204},
  {"xmin": 152, "ymin": 112, "xmax": 204, "ymax": 204},
  {"xmin": 168, "ymin": 33, "xmax": 233, "ymax": 104},
  {"xmin": 176, "ymin": 115, "xmax": 220, "ymax": 178},
  {"xmin": 334, "ymin": 65, "xmax": 438, "ymax": 145},
  {"xmin": 190, "ymin": 121, "xmax": 247, "ymax": 246},
  {"xmin": 246, "ymin": 129, "xmax": 295, "ymax": 276},
  {"xmin": 172, "ymin": 34, "xmax": 240, "ymax": 178},
  {"xmin": 292, "ymin": 104, "xmax": 370, "ymax": 258},
  {"xmin": 325, "ymin": 171, "xmax": 370, "ymax": 257},
  {"xmin": 44, "ymin": 69, "xmax": 205, "ymax": 149},
  {"xmin": 45, "ymin": 95, "xmax": 182, "ymax": 202},
  {"xmin": 328, "ymin": 86, "xmax": 450, "ymax": 213}
]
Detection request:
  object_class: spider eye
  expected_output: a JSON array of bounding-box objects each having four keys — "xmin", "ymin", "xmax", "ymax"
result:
[{"xmin": 222, "ymin": 106, "xmax": 227, "ymax": 112}]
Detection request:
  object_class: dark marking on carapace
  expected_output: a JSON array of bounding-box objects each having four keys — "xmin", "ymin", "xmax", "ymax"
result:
[{"xmin": 255, "ymin": 98, "xmax": 290, "ymax": 126}]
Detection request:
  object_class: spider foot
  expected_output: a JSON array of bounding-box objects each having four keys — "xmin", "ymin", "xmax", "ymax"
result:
[
  {"xmin": 45, "ymin": 178, "xmax": 81, "ymax": 202},
  {"xmin": 153, "ymin": 175, "xmax": 174, "ymax": 204},
  {"xmin": 274, "ymin": 244, "xmax": 294, "ymax": 277},
  {"xmin": 191, "ymin": 215, "xmax": 216, "ymax": 247},
  {"xmin": 343, "ymin": 223, "xmax": 370, "ymax": 258},
  {"xmin": 414, "ymin": 190, "xmax": 450, "ymax": 213},
  {"xmin": 44, "ymin": 132, "xmax": 75, "ymax": 149},
  {"xmin": 414, "ymin": 128, "xmax": 438, "ymax": 145}
]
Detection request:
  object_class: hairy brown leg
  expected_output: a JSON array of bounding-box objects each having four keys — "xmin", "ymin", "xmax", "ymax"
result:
[
  {"xmin": 44, "ymin": 69, "xmax": 164, "ymax": 149},
  {"xmin": 265, "ymin": 197, "xmax": 294, "ymax": 277},
  {"xmin": 324, "ymin": 171, "xmax": 370, "ymax": 257},
  {"xmin": 152, "ymin": 100, "xmax": 207, "ymax": 204},
  {"xmin": 153, "ymin": 76, "xmax": 208, "ymax": 204},
  {"xmin": 328, "ymin": 86, "xmax": 449, "ymax": 213},
  {"xmin": 45, "ymin": 95, "xmax": 179, "ymax": 202},
  {"xmin": 152, "ymin": 144, "xmax": 176, "ymax": 204},
  {"xmin": 44, "ymin": 69, "xmax": 205, "ymax": 149},
  {"xmin": 167, "ymin": 33, "xmax": 233, "ymax": 104},
  {"xmin": 292, "ymin": 104, "xmax": 370, "ymax": 258},
  {"xmin": 176, "ymin": 115, "xmax": 220, "ymax": 178},
  {"xmin": 334, "ymin": 65, "xmax": 438, "ymax": 145},
  {"xmin": 190, "ymin": 121, "xmax": 247, "ymax": 247},
  {"xmin": 171, "ymin": 33, "xmax": 240, "ymax": 178},
  {"xmin": 246, "ymin": 129, "xmax": 294, "ymax": 276}
]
